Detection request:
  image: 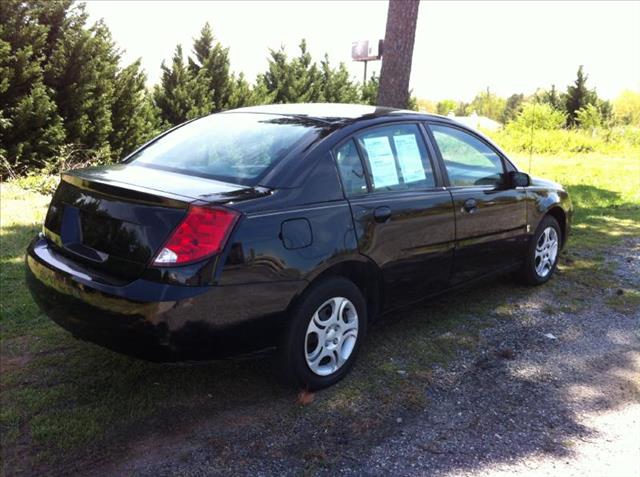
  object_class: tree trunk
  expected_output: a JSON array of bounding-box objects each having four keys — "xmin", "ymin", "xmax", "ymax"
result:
[{"xmin": 377, "ymin": 0, "xmax": 420, "ymax": 109}]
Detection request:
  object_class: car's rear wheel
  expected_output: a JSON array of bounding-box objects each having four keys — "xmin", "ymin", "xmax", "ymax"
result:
[
  {"xmin": 277, "ymin": 277, "xmax": 367, "ymax": 390},
  {"xmin": 518, "ymin": 215, "xmax": 561, "ymax": 285}
]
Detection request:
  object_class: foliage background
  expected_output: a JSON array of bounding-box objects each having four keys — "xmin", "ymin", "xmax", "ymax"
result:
[{"xmin": 1, "ymin": 0, "xmax": 639, "ymax": 184}]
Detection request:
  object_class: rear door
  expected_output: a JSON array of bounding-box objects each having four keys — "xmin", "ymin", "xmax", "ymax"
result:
[
  {"xmin": 426, "ymin": 122, "xmax": 527, "ymax": 284},
  {"xmin": 334, "ymin": 123, "xmax": 455, "ymax": 309}
]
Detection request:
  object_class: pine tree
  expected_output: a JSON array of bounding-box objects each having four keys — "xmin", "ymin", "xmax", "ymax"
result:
[
  {"xmin": 320, "ymin": 55, "xmax": 360, "ymax": 104},
  {"xmin": 4, "ymin": 83, "xmax": 66, "ymax": 171},
  {"xmin": 256, "ymin": 40, "xmax": 331, "ymax": 104},
  {"xmin": 360, "ymin": 73, "xmax": 379, "ymax": 105},
  {"xmin": 501, "ymin": 93, "xmax": 525, "ymax": 123},
  {"xmin": 565, "ymin": 66, "xmax": 597, "ymax": 126},
  {"xmin": 153, "ymin": 45, "xmax": 211, "ymax": 126},
  {"xmin": 225, "ymin": 73, "xmax": 272, "ymax": 109},
  {"xmin": 539, "ymin": 84, "xmax": 562, "ymax": 111},
  {"xmin": 0, "ymin": 0, "xmax": 66, "ymax": 174},
  {"xmin": 110, "ymin": 60, "xmax": 159, "ymax": 158},
  {"xmin": 1, "ymin": 1, "xmax": 161, "ymax": 173},
  {"xmin": 290, "ymin": 40, "xmax": 323, "ymax": 102},
  {"xmin": 46, "ymin": 17, "xmax": 119, "ymax": 154},
  {"xmin": 188, "ymin": 23, "xmax": 231, "ymax": 112},
  {"xmin": 256, "ymin": 46, "xmax": 292, "ymax": 103}
]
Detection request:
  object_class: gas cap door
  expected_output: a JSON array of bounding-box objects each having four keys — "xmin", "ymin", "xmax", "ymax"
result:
[{"xmin": 280, "ymin": 218, "xmax": 312, "ymax": 250}]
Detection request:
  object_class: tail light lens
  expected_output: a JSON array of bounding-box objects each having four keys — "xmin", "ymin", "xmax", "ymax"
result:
[{"xmin": 153, "ymin": 205, "xmax": 239, "ymax": 266}]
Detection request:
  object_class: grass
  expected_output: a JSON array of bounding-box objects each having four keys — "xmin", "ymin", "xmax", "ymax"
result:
[{"xmin": 1, "ymin": 152, "xmax": 639, "ymax": 474}]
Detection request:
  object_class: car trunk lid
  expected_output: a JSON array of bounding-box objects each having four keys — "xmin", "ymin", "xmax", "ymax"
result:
[{"xmin": 43, "ymin": 164, "xmax": 268, "ymax": 283}]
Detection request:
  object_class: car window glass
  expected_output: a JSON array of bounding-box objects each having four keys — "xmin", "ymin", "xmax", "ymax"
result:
[
  {"xmin": 355, "ymin": 124, "xmax": 435, "ymax": 192},
  {"xmin": 430, "ymin": 124, "xmax": 505, "ymax": 187},
  {"xmin": 128, "ymin": 113, "xmax": 327, "ymax": 186},
  {"xmin": 335, "ymin": 140, "xmax": 367, "ymax": 196}
]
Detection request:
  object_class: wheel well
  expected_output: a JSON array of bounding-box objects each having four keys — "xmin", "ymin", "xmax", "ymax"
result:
[
  {"xmin": 299, "ymin": 260, "xmax": 383, "ymax": 324},
  {"xmin": 547, "ymin": 207, "xmax": 567, "ymax": 245}
]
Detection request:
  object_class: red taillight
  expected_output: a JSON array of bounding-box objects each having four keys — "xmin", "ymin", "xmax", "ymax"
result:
[{"xmin": 153, "ymin": 206, "xmax": 239, "ymax": 266}]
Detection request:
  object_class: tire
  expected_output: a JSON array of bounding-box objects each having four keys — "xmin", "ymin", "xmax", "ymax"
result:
[
  {"xmin": 518, "ymin": 215, "xmax": 562, "ymax": 285},
  {"xmin": 277, "ymin": 277, "xmax": 367, "ymax": 390}
]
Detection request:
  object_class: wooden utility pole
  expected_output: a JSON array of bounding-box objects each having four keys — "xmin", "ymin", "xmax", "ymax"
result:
[{"xmin": 376, "ymin": 0, "xmax": 420, "ymax": 108}]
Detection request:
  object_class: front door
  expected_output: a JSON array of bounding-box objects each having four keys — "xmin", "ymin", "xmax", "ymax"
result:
[
  {"xmin": 427, "ymin": 122, "xmax": 527, "ymax": 284},
  {"xmin": 334, "ymin": 123, "xmax": 455, "ymax": 308}
]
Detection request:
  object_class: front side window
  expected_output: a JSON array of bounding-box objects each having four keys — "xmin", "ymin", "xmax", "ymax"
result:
[
  {"xmin": 355, "ymin": 124, "xmax": 435, "ymax": 192},
  {"xmin": 430, "ymin": 124, "xmax": 505, "ymax": 187},
  {"xmin": 127, "ymin": 113, "xmax": 327, "ymax": 185}
]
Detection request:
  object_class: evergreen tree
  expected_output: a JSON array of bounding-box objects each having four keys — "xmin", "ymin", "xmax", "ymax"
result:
[
  {"xmin": 1, "ymin": 1, "xmax": 161, "ymax": 173},
  {"xmin": 538, "ymin": 84, "xmax": 563, "ymax": 111},
  {"xmin": 110, "ymin": 60, "xmax": 159, "ymax": 158},
  {"xmin": 257, "ymin": 40, "xmax": 324, "ymax": 103},
  {"xmin": 565, "ymin": 66, "xmax": 597, "ymax": 126},
  {"xmin": 153, "ymin": 45, "xmax": 211, "ymax": 126},
  {"xmin": 188, "ymin": 23, "xmax": 231, "ymax": 112},
  {"xmin": 256, "ymin": 46, "xmax": 291, "ymax": 103},
  {"xmin": 360, "ymin": 73, "xmax": 379, "ymax": 106},
  {"xmin": 3, "ymin": 82, "xmax": 65, "ymax": 170},
  {"xmin": 46, "ymin": 17, "xmax": 119, "ymax": 154},
  {"xmin": 501, "ymin": 93, "xmax": 525, "ymax": 123},
  {"xmin": 0, "ymin": 0, "xmax": 66, "ymax": 173},
  {"xmin": 225, "ymin": 72, "xmax": 271, "ymax": 109},
  {"xmin": 320, "ymin": 55, "xmax": 360, "ymax": 103},
  {"xmin": 290, "ymin": 40, "xmax": 324, "ymax": 102}
]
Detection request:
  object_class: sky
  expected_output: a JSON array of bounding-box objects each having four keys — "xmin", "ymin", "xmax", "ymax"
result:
[{"xmin": 84, "ymin": 0, "xmax": 640, "ymax": 102}]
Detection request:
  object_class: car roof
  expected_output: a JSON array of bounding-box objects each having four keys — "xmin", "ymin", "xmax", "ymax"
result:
[{"xmin": 226, "ymin": 103, "xmax": 452, "ymax": 125}]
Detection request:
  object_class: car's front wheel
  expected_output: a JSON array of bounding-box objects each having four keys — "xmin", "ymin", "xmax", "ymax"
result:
[
  {"xmin": 518, "ymin": 215, "xmax": 561, "ymax": 285},
  {"xmin": 277, "ymin": 277, "xmax": 367, "ymax": 390}
]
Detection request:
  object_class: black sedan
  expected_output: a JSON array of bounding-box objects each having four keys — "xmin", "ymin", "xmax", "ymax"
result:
[{"xmin": 26, "ymin": 104, "xmax": 572, "ymax": 389}]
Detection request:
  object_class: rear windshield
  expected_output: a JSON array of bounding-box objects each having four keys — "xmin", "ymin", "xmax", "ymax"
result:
[{"xmin": 127, "ymin": 113, "xmax": 326, "ymax": 185}]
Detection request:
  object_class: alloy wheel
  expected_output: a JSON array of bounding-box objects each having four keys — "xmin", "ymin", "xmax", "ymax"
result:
[
  {"xmin": 534, "ymin": 226, "xmax": 559, "ymax": 278},
  {"xmin": 304, "ymin": 297, "xmax": 359, "ymax": 376}
]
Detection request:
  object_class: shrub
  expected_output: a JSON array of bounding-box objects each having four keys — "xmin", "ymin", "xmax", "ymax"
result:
[
  {"xmin": 576, "ymin": 104, "xmax": 602, "ymax": 131},
  {"xmin": 485, "ymin": 125, "xmax": 640, "ymax": 156},
  {"xmin": 511, "ymin": 103, "xmax": 566, "ymax": 131},
  {"xmin": 4, "ymin": 143, "xmax": 110, "ymax": 195},
  {"xmin": 613, "ymin": 90, "xmax": 640, "ymax": 126}
]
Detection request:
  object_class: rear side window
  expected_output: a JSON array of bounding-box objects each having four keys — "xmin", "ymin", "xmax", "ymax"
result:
[
  {"xmin": 335, "ymin": 140, "xmax": 367, "ymax": 197},
  {"xmin": 127, "ymin": 113, "xmax": 327, "ymax": 186},
  {"xmin": 356, "ymin": 124, "xmax": 435, "ymax": 192},
  {"xmin": 430, "ymin": 124, "xmax": 505, "ymax": 187}
]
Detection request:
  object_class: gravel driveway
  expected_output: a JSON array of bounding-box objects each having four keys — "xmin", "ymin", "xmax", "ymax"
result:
[
  {"xmin": 354, "ymin": 239, "xmax": 640, "ymax": 476},
  {"xmin": 95, "ymin": 238, "xmax": 640, "ymax": 477}
]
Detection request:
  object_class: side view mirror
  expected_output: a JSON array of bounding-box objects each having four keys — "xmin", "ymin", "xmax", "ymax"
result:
[{"xmin": 508, "ymin": 171, "xmax": 530, "ymax": 188}]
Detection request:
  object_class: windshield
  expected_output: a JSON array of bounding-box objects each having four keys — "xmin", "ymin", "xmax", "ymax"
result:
[{"xmin": 127, "ymin": 113, "xmax": 327, "ymax": 185}]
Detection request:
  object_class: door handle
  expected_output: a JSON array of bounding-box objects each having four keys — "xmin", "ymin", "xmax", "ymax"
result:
[
  {"xmin": 462, "ymin": 198, "xmax": 478, "ymax": 213},
  {"xmin": 373, "ymin": 206, "xmax": 392, "ymax": 223}
]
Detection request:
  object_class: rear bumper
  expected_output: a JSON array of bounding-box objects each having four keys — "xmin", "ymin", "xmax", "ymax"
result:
[{"xmin": 26, "ymin": 237, "xmax": 306, "ymax": 361}]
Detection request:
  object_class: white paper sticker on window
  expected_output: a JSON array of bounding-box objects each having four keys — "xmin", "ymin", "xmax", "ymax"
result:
[
  {"xmin": 393, "ymin": 134, "xmax": 425, "ymax": 183},
  {"xmin": 363, "ymin": 136, "xmax": 399, "ymax": 188}
]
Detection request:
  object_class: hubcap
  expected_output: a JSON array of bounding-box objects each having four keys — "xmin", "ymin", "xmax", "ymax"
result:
[
  {"xmin": 305, "ymin": 297, "xmax": 359, "ymax": 376},
  {"xmin": 534, "ymin": 226, "xmax": 559, "ymax": 278}
]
